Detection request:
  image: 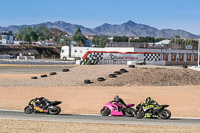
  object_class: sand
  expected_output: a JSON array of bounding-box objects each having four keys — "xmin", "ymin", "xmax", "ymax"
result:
[
  {"xmin": 0, "ymin": 86, "xmax": 200, "ymax": 117},
  {"xmin": 1, "ymin": 119, "xmax": 200, "ymax": 133}
]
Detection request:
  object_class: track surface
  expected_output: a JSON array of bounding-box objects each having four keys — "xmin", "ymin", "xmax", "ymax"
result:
[
  {"xmin": 0, "ymin": 66, "xmax": 74, "ymax": 74},
  {"xmin": 0, "ymin": 110, "xmax": 199, "ymax": 126}
]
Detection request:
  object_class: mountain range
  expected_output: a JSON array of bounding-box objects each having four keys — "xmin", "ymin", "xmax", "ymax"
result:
[{"xmin": 0, "ymin": 20, "xmax": 199, "ymax": 39}]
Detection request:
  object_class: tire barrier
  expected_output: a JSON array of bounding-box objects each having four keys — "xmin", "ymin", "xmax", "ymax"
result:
[
  {"xmin": 114, "ymin": 71, "xmax": 121, "ymax": 75},
  {"xmin": 128, "ymin": 65, "xmax": 135, "ymax": 68},
  {"xmin": 183, "ymin": 65, "xmax": 188, "ymax": 68},
  {"xmin": 120, "ymin": 69, "xmax": 128, "ymax": 73},
  {"xmin": 109, "ymin": 74, "xmax": 117, "ymax": 78},
  {"xmin": 62, "ymin": 69, "xmax": 70, "ymax": 72},
  {"xmin": 97, "ymin": 77, "xmax": 105, "ymax": 82},
  {"xmin": 84, "ymin": 79, "xmax": 91, "ymax": 84},
  {"xmin": 41, "ymin": 74, "xmax": 48, "ymax": 78},
  {"xmin": 50, "ymin": 72, "xmax": 57, "ymax": 75},
  {"xmin": 31, "ymin": 76, "xmax": 37, "ymax": 79}
]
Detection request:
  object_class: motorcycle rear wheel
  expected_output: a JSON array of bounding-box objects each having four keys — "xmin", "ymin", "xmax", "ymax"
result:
[
  {"xmin": 159, "ymin": 109, "xmax": 171, "ymax": 119},
  {"xmin": 125, "ymin": 108, "xmax": 136, "ymax": 117},
  {"xmin": 100, "ymin": 108, "xmax": 111, "ymax": 116},
  {"xmin": 24, "ymin": 105, "xmax": 34, "ymax": 114},
  {"xmin": 48, "ymin": 106, "xmax": 61, "ymax": 115},
  {"xmin": 135, "ymin": 110, "xmax": 145, "ymax": 119}
]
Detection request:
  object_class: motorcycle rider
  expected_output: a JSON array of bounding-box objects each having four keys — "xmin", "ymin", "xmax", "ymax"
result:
[
  {"xmin": 35, "ymin": 97, "xmax": 50, "ymax": 109},
  {"xmin": 145, "ymin": 97, "xmax": 159, "ymax": 106},
  {"xmin": 110, "ymin": 95, "xmax": 128, "ymax": 108},
  {"xmin": 143, "ymin": 97, "xmax": 159, "ymax": 117}
]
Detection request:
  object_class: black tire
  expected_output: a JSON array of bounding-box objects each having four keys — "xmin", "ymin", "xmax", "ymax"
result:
[
  {"xmin": 159, "ymin": 109, "xmax": 171, "ymax": 119},
  {"xmin": 125, "ymin": 108, "xmax": 136, "ymax": 117},
  {"xmin": 24, "ymin": 105, "xmax": 34, "ymax": 114},
  {"xmin": 100, "ymin": 108, "xmax": 111, "ymax": 116},
  {"xmin": 31, "ymin": 76, "xmax": 37, "ymax": 79},
  {"xmin": 109, "ymin": 74, "xmax": 116, "ymax": 78},
  {"xmin": 135, "ymin": 110, "xmax": 145, "ymax": 119},
  {"xmin": 50, "ymin": 72, "xmax": 57, "ymax": 75},
  {"xmin": 41, "ymin": 74, "xmax": 47, "ymax": 78},
  {"xmin": 48, "ymin": 106, "xmax": 61, "ymax": 115},
  {"xmin": 97, "ymin": 77, "xmax": 105, "ymax": 82},
  {"xmin": 114, "ymin": 71, "xmax": 121, "ymax": 75},
  {"xmin": 182, "ymin": 65, "xmax": 188, "ymax": 68},
  {"xmin": 128, "ymin": 65, "xmax": 135, "ymax": 68},
  {"xmin": 63, "ymin": 57, "xmax": 67, "ymax": 61},
  {"xmin": 62, "ymin": 69, "xmax": 69, "ymax": 72},
  {"xmin": 120, "ymin": 69, "xmax": 128, "ymax": 73},
  {"xmin": 84, "ymin": 79, "xmax": 91, "ymax": 84}
]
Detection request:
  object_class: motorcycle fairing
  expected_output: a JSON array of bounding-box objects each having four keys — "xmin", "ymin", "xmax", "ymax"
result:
[{"xmin": 34, "ymin": 106, "xmax": 48, "ymax": 113}]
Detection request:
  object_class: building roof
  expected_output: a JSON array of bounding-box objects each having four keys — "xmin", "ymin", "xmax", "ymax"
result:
[{"xmin": 154, "ymin": 40, "xmax": 171, "ymax": 45}]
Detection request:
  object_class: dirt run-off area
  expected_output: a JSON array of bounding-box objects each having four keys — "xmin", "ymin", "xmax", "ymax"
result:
[{"xmin": 1, "ymin": 65, "xmax": 200, "ymax": 87}]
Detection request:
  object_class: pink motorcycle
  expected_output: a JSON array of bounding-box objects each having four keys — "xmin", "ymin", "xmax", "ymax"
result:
[{"xmin": 100, "ymin": 102, "xmax": 136, "ymax": 117}]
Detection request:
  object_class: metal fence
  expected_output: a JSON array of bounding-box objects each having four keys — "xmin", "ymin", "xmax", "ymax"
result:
[
  {"xmin": 97, "ymin": 59, "xmax": 138, "ymax": 65},
  {"xmin": 0, "ymin": 59, "xmax": 75, "ymax": 65}
]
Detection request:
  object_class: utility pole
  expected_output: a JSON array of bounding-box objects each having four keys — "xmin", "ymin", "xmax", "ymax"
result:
[{"xmin": 198, "ymin": 39, "xmax": 200, "ymax": 68}]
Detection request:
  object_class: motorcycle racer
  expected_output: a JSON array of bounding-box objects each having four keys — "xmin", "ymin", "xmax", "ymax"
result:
[
  {"xmin": 110, "ymin": 95, "xmax": 127, "ymax": 108},
  {"xmin": 145, "ymin": 97, "xmax": 159, "ymax": 106},
  {"xmin": 35, "ymin": 97, "xmax": 50, "ymax": 109}
]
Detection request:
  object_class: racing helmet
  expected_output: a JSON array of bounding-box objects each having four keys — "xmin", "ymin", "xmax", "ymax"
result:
[
  {"xmin": 114, "ymin": 95, "xmax": 119, "ymax": 101},
  {"xmin": 146, "ymin": 97, "xmax": 151, "ymax": 103}
]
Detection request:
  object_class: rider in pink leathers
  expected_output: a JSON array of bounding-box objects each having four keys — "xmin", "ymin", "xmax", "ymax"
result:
[{"xmin": 110, "ymin": 95, "xmax": 127, "ymax": 108}]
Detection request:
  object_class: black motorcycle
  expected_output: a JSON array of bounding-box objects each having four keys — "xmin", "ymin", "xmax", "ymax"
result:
[
  {"xmin": 135, "ymin": 102, "xmax": 171, "ymax": 119},
  {"xmin": 24, "ymin": 98, "xmax": 62, "ymax": 115}
]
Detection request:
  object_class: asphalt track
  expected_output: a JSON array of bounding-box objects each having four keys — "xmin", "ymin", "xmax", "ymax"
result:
[
  {"xmin": 0, "ymin": 66, "xmax": 74, "ymax": 74},
  {"xmin": 0, "ymin": 110, "xmax": 200, "ymax": 126}
]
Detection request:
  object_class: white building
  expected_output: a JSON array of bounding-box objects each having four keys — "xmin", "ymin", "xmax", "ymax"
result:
[{"xmin": 1, "ymin": 34, "xmax": 14, "ymax": 44}]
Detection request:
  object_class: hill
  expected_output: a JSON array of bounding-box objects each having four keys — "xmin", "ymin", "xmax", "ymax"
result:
[{"xmin": 0, "ymin": 20, "xmax": 199, "ymax": 38}]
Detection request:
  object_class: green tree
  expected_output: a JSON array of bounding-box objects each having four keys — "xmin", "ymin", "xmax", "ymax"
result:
[
  {"xmin": 72, "ymin": 27, "xmax": 86, "ymax": 44},
  {"xmin": 59, "ymin": 37, "xmax": 71, "ymax": 46},
  {"xmin": 92, "ymin": 35, "xmax": 109, "ymax": 48}
]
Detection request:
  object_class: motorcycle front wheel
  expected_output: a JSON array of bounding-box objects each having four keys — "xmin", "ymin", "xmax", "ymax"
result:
[
  {"xmin": 100, "ymin": 108, "xmax": 111, "ymax": 116},
  {"xmin": 135, "ymin": 110, "xmax": 145, "ymax": 119},
  {"xmin": 48, "ymin": 106, "xmax": 61, "ymax": 115},
  {"xmin": 159, "ymin": 109, "xmax": 171, "ymax": 119},
  {"xmin": 24, "ymin": 105, "xmax": 34, "ymax": 114},
  {"xmin": 125, "ymin": 108, "xmax": 136, "ymax": 117}
]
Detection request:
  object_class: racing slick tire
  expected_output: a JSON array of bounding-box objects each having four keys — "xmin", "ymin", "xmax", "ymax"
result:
[
  {"xmin": 125, "ymin": 108, "xmax": 136, "ymax": 117},
  {"xmin": 135, "ymin": 110, "xmax": 145, "ymax": 119},
  {"xmin": 159, "ymin": 109, "xmax": 171, "ymax": 119},
  {"xmin": 100, "ymin": 108, "xmax": 111, "ymax": 116},
  {"xmin": 24, "ymin": 105, "xmax": 34, "ymax": 114},
  {"xmin": 48, "ymin": 106, "xmax": 61, "ymax": 115}
]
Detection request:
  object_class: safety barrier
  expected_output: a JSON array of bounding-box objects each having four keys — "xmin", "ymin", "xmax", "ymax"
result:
[{"xmin": 0, "ymin": 59, "xmax": 75, "ymax": 65}]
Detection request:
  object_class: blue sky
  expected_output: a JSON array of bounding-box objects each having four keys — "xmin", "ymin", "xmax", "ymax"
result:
[{"xmin": 1, "ymin": 0, "xmax": 200, "ymax": 34}]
